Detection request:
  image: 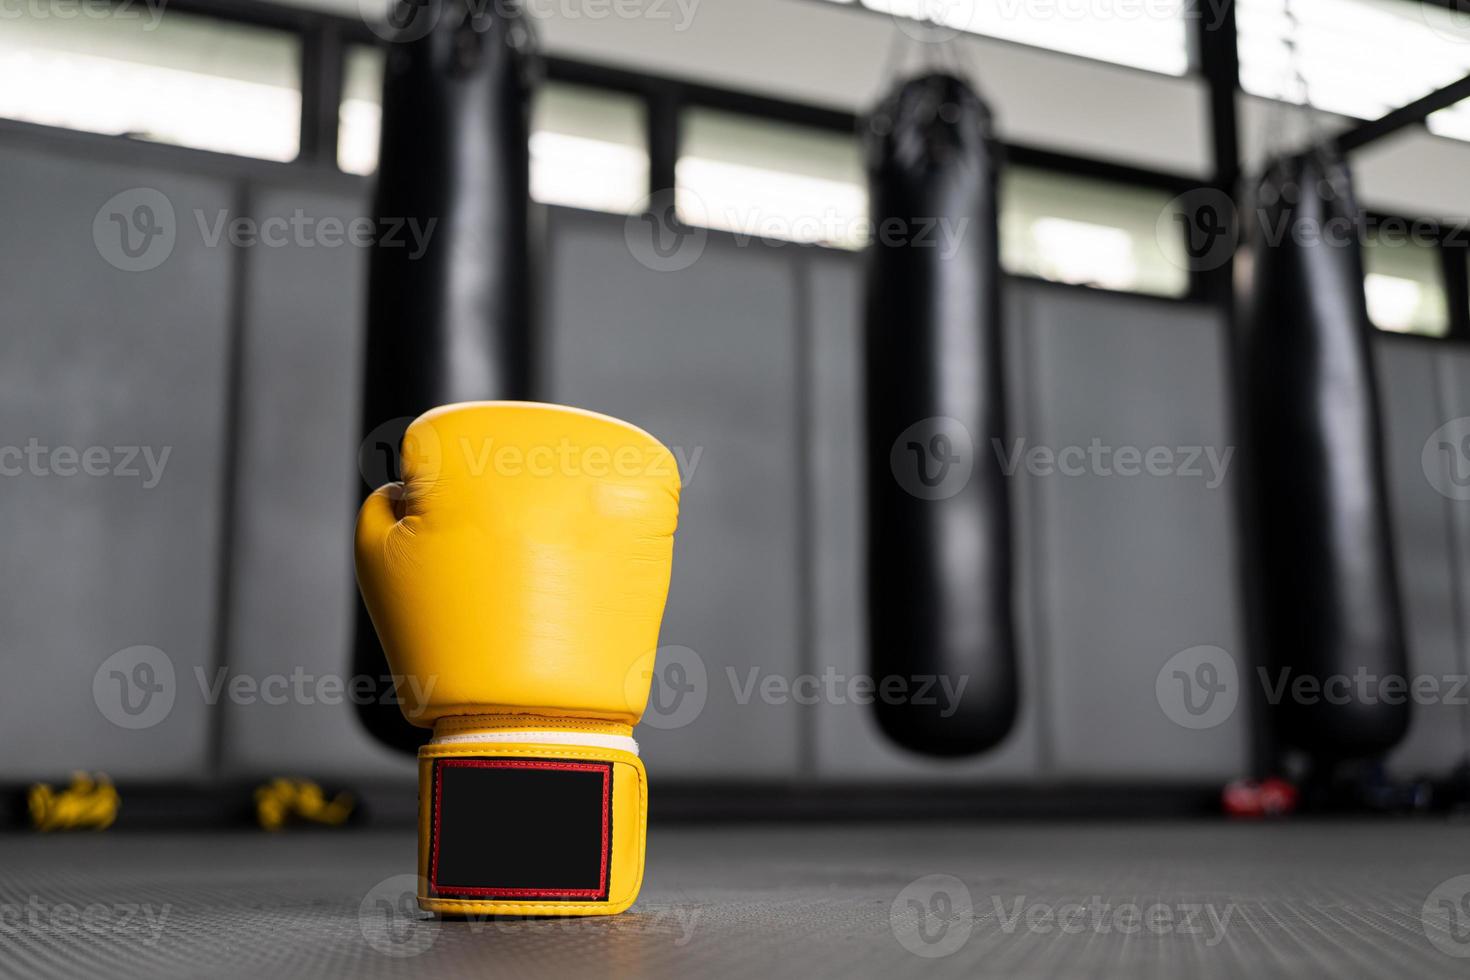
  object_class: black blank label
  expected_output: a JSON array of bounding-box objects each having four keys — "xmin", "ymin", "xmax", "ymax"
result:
[{"xmin": 430, "ymin": 758, "xmax": 612, "ymax": 901}]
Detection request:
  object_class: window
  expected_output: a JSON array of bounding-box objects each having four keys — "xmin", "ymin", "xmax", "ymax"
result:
[
  {"xmin": 338, "ymin": 46, "xmax": 383, "ymax": 176},
  {"xmin": 1361, "ymin": 227, "xmax": 1450, "ymax": 336},
  {"xmin": 674, "ymin": 109, "xmax": 1193, "ymax": 294},
  {"xmin": 1427, "ymin": 95, "xmax": 1470, "ymax": 144},
  {"xmin": 816, "ymin": 0, "xmax": 1190, "ymax": 76},
  {"xmin": 1238, "ymin": 0, "xmax": 1470, "ymax": 140},
  {"xmin": 530, "ymin": 85, "xmax": 649, "ymax": 215},
  {"xmin": 676, "ymin": 109, "xmax": 867, "ymax": 248},
  {"xmin": 0, "ymin": 4, "xmax": 301, "ymax": 161},
  {"xmin": 336, "ymin": 68, "xmax": 650, "ymax": 216},
  {"xmin": 1000, "ymin": 169, "xmax": 1190, "ymax": 297}
]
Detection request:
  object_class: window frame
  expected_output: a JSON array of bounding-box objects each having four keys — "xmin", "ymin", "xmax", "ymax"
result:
[
  {"xmin": 1, "ymin": 0, "xmax": 1463, "ymax": 330},
  {"xmin": 546, "ymin": 56, "xmax": 1208, "ymax": 300},
  {"xmin": 799, "ymin": 0, "xmax": 1198, "ymax": 78},
  {"xmin": 1357, "ymin": 210, "xmax": 1464, "ymax": 339}
]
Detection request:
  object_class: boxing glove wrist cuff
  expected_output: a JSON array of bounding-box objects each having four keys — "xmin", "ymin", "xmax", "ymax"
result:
[
  {"xmin": 415, "ymin": 716, "xmax": 648, "ymax": 917},
  {"xmin": 431, "ymin": 728, "xmax": 640, "ymax": 754}
]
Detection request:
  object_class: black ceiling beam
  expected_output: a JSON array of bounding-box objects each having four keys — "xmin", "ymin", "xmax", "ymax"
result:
[{"xmin": 1335, "ymin": 71, "xmax": 1470, "ymax": 153}]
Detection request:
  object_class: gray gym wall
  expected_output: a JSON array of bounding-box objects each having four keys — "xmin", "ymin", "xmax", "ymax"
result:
[{"xmin": 2, "ymin": 131, "xmax": 1467, "ymax": 789}]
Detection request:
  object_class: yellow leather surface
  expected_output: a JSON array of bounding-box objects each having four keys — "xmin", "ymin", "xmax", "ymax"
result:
[
  {"xmin": 355, "ymin": 401, "xmax": 681, "ymax": 726},
  {"xmin": 434, "ymin": 713, "xmax": 634, "ymax": 739},
  {"xmin": 416, "ymin": 740, "xmax": 647, "ymax": 917},
  {"xmin": 355, "ymin": 402, "xmax": 677, "ymax": 918}
]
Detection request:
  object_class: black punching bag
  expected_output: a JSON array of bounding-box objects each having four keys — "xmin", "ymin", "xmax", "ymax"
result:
[
  {"xmin": 1237, "ymin": 148, "xmax": 1409, "ymax": 760},
  {"xmin": 863, "ymin": 73, "xmax": 1018, "ymax": 756},
  {"xmin": 352, "ymin": 0, "xmax": 535, "ymax": 752}
]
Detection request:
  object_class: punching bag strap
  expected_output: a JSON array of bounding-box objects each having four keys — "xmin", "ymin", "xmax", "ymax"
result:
[
  {"xmin": 450, "ymin": 0, "xmax": 537, "ymax": 76},
  {"xmin": 1260, "ymin": 0, "xmax": 1327, "ymax": 160},
  {"xmin": 877, "ymin": 13, "xmax": 977, "ymax": 93}
]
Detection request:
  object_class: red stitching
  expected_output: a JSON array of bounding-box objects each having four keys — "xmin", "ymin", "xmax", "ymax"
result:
[
  {"xmin": 431, "ymin": 758, "xmax": 444, "ymax": 891},
  {"xmin": 438, "ymin": 887, "xmax": 602, "ymax": 897},
  {"xmin": 430, "ymin": 759, "xmax": 611, "ymax": 901}
]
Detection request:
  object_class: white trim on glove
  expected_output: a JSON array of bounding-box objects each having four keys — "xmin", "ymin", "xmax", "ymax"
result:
[{"xmin": 429, "ymin": 729, "xmax": 641, "ymax": 756}]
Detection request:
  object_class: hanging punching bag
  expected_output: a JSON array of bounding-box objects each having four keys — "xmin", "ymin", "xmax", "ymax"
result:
[
  {"xmin": 863, "ymin": 73, "xmax": 1018, "ymax": 756},
  {"xmin": 352, "ymin": 0, "xmax": 536, "ymax": 752},
  {"xmin": 1237, "ymin": 148, "xmax": 1409, "ymax": 760}
]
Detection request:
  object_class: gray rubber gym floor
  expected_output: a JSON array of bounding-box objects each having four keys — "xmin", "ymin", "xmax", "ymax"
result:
[{"xmin": 3, "ymin": 821, "xmax": 1469, "ymax": 978}]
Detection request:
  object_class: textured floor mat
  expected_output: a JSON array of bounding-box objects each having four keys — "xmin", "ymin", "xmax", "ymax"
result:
[{"xmin": 0, "ymin": 821, "xmax": 1467, "ymax": 978}]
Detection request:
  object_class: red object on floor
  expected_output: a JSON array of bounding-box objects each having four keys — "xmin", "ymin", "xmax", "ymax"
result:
[{"xmin": 1223, "ymin": 777, "xmax": 1299, "ymax": 818}]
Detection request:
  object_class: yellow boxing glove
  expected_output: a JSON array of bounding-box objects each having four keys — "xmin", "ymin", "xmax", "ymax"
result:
[{"xmin": 355, "ymin": 401, "xmax": 680, "ymax": 916}]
